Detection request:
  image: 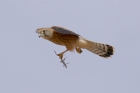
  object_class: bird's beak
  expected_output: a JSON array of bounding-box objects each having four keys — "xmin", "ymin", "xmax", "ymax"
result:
[
  {"xmin": 38, "ymin": 34, "xmax": 41, "ymax": 38},
  {"xmin": 36, "ymin": 30, "xmax": 41, "ymax": 38}
]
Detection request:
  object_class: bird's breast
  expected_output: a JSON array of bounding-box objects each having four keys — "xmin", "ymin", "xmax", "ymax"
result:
[{"xmin": 48, "ymin": 32, "xmax": 79, "ymax": 47}]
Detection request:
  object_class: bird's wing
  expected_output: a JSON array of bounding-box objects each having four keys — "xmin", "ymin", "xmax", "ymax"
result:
[{"xmin": 51, "ymin": 26, "xmax": 80, "ymax": 36}]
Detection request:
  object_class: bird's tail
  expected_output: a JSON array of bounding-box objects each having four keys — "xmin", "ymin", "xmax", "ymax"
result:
[{"xmin": 85, "ymin": 40, "xmax": 114, "ymax": 58}]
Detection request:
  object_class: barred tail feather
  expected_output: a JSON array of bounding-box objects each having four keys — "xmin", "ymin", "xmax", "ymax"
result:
[{"xmin": 85, "ymin": 40, "xmax": 114, "ymax": 58}]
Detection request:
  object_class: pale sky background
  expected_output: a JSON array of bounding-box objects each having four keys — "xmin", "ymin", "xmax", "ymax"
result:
[{"xmin": 0, "ymin": 0, "xmax": 140, "ymax": 93}]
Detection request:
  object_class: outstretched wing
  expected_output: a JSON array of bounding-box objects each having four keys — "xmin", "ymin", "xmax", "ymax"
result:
[{"xmin": 51, "ymin": 26, "xmax": 80, "ymax": 36}]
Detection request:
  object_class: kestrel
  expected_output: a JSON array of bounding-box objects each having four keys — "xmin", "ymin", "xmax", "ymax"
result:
[{"xmin": 36, "ymin": 26, "xmax": 114, "ymax": 67}]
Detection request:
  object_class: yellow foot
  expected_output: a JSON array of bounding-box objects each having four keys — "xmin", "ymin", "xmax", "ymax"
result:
[
  {"xmin": 54, "ymin": 50, "xmax": 68, "ymax": 68},
  {"xmin": 75, "ymin": 47, "xmax": 83, "ymax": 54},
  {"xmin": 54, "ymin": 50, "xmax": 64, "ymax": 59}
]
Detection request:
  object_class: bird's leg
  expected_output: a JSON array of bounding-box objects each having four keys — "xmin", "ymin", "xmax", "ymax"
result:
[
  {"xmin": 54, "ymin": 50, "xmax": 68, "ymax": 68},
  {"xmin": 54, "ymin": 50, "xmax": 68, "ymax": 59},
  {"xmin": 75, "ymin": 47, "xmax": 83, "ymax": 54}
]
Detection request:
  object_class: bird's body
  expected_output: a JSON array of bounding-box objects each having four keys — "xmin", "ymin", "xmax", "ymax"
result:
[
  {"xmin": 47, "ymin": 30, "xmax": 79, "ymax": 51},
  {"xmin": 36, "ymin": 26, "xmax": 114, "ymax": 59}
]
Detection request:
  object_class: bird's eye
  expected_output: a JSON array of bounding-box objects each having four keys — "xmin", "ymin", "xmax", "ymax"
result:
[{"xmin": 43, "ymin": 30, "xmax": 45, "ymax": 33}]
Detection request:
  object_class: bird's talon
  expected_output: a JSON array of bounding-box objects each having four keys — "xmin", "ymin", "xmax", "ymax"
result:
[
  {"xmin": 75, "ymin": 47, "xmax": 83, "ymax": 54},
  {"xmin": 54, "ymin": 50, "xmax": 64, "ymax": 59},
  {"xmin": 54, "ymin": 50, "xmax": 68, "ymax": 68},
  {"xmin": 57, "ymin": 54, "xmax": 63, "ymax": 59}
]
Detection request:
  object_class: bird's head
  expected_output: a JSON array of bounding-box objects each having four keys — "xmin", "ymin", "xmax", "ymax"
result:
[{"xmin": 36, "ymin": 28, "xmax": 53, "ymax": 39}]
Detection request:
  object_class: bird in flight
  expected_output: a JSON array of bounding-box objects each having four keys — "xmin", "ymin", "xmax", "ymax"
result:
[{"xmin": 36, "ymin": 26, "xmax": 114, "ymax": 68}]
